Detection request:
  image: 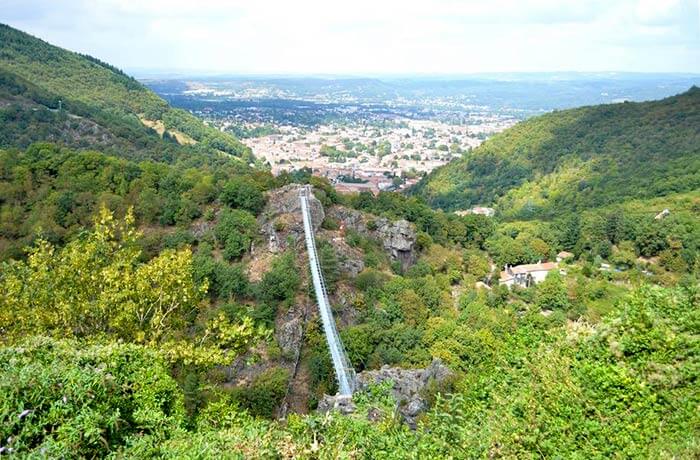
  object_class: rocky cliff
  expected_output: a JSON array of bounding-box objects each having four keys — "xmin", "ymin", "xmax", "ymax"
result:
[
  {"xmin": 326, "ymin": 206, "xmax": 418, "ymax": 271},
  {"xmin": 258, "ymin": 184, "xmax": 324, "ymax": 254},
  {"xmin": 318, "ymin": 359, "xmax": 453, "ymax": 428}
]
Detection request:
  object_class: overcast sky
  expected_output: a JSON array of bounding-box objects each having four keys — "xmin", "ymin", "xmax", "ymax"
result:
[{"xmin": 1, "ymin": 0, "xmax": 699, "ymax": 75}]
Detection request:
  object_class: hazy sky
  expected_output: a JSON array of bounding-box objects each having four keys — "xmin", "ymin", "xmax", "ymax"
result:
[{"xmin": 2, "ymin": 0, "xmax": 699, "ymax": 75}]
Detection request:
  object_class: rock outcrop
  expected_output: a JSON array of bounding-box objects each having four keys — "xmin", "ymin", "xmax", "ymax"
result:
[
  {"xmin": 326, "ymin": 206, "xmax": 417, "ymax": 270},
  {"xmin": 327, "ymin": 207, "xmax": 368, "ymax": 234},
  {"xmin": 317, "ymin": 359, "xmax": 452, "ymax": 428},
  {"xmin": 317, "ymin": 394, "xmax": 355, "ymax": 415},
  {"xmin": 259, "ymin": 184, "xmax": 324, "ymax": 253},
  {"xmin": 275, "ymin": 302, "xmax": 306, "ymax": 359},
  {"xmin": 357, "ymin": 359, "xmax": 452, "ymax": 428},
  {"xmin": 376, "ymin": 219, "xmax": 416, "ymax": 271}
]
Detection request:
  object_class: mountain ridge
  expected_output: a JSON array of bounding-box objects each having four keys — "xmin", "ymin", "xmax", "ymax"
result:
[
  {"xmin": 412, "ymin": 86, "xmax": 700, "ymax": 218},
  {"xmin": 0, "ymin": 23, "xmax": 251, "ymax": 162}
]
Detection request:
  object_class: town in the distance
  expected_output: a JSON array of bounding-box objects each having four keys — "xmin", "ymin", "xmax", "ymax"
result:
[{"xmin": 142, "ymin": 74, "xmax": 695, "ymax": 197}]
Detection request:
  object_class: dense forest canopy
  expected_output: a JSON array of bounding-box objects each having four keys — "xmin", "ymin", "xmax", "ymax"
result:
[
  {"xmin": 412, "ymin": 87, "xmax": 700, "ymax": 218},
  {"xmin": 0, "ymin": 24, "xmax": 252, "ymax": 162}
]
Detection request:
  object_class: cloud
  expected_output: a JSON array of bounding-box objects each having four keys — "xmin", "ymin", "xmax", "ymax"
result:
[{"xmin": 1, "ymin": 0, "xmax": 698, "ymax": 74}]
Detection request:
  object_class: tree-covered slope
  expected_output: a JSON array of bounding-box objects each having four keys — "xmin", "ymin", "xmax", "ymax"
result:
[
  {"xmin": 0, "ymin": 24, "xmax": 251, "ymax": 162},
  {"xmin": 413, "ymin": 87, "xmax": 700, "ymax": 218}
]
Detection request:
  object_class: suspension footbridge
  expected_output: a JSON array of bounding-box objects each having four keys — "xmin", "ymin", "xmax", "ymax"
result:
[{"xmin": 299, "ymin": 185, "xmax": 355, "ymax": 396}]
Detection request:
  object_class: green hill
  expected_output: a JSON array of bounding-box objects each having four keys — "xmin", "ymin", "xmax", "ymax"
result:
[
  {"xmin": 412, "ymin": 87, "xmax": 700, "ymax": 219},
  {"xmin": 0, "ymin": 23, "xmax": 251, "ymax": 162}
]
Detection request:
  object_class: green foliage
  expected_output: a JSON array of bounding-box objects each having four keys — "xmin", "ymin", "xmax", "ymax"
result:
[
  {"xmin": 318, "ymin": 239, "xmax": 341, "ymax": 290},
  {"xmin": 319, "ymin": 143, "xmax": 357, "ymax": 162},
  {"xmin": 0, "ymin": 24, "xmax": 251, "ymax": 162},
  {"xmin": 220, "ymin": 177, "xmax": 266, "ymax": 214},
  {"xmin": 214, "ymin": 209, "xmax": 257, "ymax": 260},
  {"xmin": 1, "ymin": 23, "xmax": 699, "ymax": 458},
  {"xmin": 0, "ymin": 143, "xmax": 271, "ymax": 261},
  {"xmin": 350, "ymin": 190, "xmax": 494, "ymax": 248},
  {"xmin": 462, "ymin": 249, "xmax": 491, "ymax": 280},
  {"xmin": 354, "ymin": 268, "xmax": 390, "ymax": 292},
  {"xmin": 0, "ymin": 336, "xmax": 185, "ymax": 457},
  {"xmin": 535, "ymin": 271, "xmax": 570, "ymax": 311},
  {"xmin": 486, "ymin": 231, "xmax": 551, "ymax": 267},
  {"xmin": 415, "ymin": 87, "xmax": 700, "ymax": 216},
  {"xmin": 256, "ymin": 251, "xmax": 301, "ymax": 306},
  {"xmin": 193, "ymin": 252, "xmax": 249, "ymax": 300},
  {"xmin": 1, "ymin": 281, "xmax": 698, "ymax": 458},
  {"xmin": 230, "ymin": 368, "xmax": 290, "ymax": 418},
  {"xmin": 0, "ymin": 207, "xmax": 259, "ymax": 367}
]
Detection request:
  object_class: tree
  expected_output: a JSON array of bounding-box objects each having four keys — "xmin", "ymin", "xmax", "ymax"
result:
[
  {"xmin": 610, "ymin": 240, "xmax": 637, "ymax": 269},
  {"xmin": 220, "ymin": 177, "xmax": 266, "ymax": 214},
  {"xmin": 635, "ymin": 220, "xmax": 668, "ymax": 257},
  {"xmin": 256, "ymin": 251, "xmax": 300, "ymax": 305},
  {"xmin": 0, "ymin": 337, "xmax": 185, "ymax": 458},
  {"xmin": 0, "ymin": 207, "xmax": 258, "ymax": 366},
  {"xmin": 463, "ymin": 250, "xmax": 491, "ymax": 280},
  {"xmin": 318, "ymin": 239, "xmax": 340, "ymax": 290},
  {"xmin": 535, "ymin": 272, "xmax": 570, "ymax": 311},
  {"xmin": 214, "ymin": 209, "xmax": 257, "ymax": 261}
]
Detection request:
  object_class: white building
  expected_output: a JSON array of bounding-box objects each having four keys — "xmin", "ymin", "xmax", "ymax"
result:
[
  {"xmin": 454, "ymin": 207, "xmax": 496, "ymax": 217},
  {"xmin": 499, "ymin": 261, "xmax": 558, "ymax": 288}
]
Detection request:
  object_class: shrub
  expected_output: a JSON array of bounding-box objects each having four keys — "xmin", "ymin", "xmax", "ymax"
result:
[
  {"xmin": 214, "ymin": 208, "xmax": 257, "ymax": 261},
  {"xmin": 231, "ymin": 367, "xmax": 290, "ymax": 418},
  {"xmin": 0, "ymin": 337, "xmax": 184, "ymax": 457},
  {"xmin": 536, "ymin": 272, "xmax": 570, "ymax": 311},
  {"xmin": 354, "ymin": 268, "xmax": 390, "ymax": 292},
  {"xmin": 321, "ymin": 216, "xmax": 340, "ymax": 230},
  {"xmin": 256, "ymin": 252, "xmax": 301, "ymax": 305},
  {"xmin": 220, "ymin": 177, "xmax": 266, "ymax": 214}
]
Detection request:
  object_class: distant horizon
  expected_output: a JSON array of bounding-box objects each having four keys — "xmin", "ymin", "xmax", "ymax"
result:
[
  {"xmin": 2, "ymin": 0, "xmax": 698, "ymax": 75},
  {"xmin": 129, "ymin": 70, "xmax": 700, "ymax": 80}
]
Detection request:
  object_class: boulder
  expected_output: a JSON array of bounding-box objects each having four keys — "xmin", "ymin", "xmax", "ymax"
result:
[
  {"xmin": 317, "ymin": 394, "xmax": 355, "ymax": 415},
  {"xmin": 275, "ymin": 303, "xmax": 305, "ymax": 359},
  {"xmin": 327, "ymin": 207, "xmax": 368, "ymax": 234},
  {"xmin": 326, "ymin": 206, "xmax": 417, "ymax": 270}
]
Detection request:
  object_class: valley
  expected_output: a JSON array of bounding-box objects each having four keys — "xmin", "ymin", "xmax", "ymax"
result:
[
  {"xmin": 0, "ymin": 21, "xmax": 699, "ymax": 459},
  {"xmin": 143, "ymin": 74, "xmax": 697, "ymax": 194}
]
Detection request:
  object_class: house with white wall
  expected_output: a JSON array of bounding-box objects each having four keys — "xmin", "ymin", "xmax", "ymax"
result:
[{"xmin": 499, "ymin": 261, "xmax": 558, "ymax": 288}]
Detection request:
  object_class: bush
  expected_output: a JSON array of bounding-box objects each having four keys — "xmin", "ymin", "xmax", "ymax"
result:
[
  {"xmin": 231, "ymin": 367, "xmax": 290, "ymax": 418},
  {"xmin": 0, "ymin": 337, "xmax": 184, "ymax": 457},
  {"xmin": 220, "ymin": 177, "xmax": 266, "ymax": 214},
  {"xmin": 354, "ymin": 268, "xmax": 390, "ymax": 292},
  {"xmin": 321, "ymin": 216, "xmax": 340, "ymax": 230},
  {"xmin": 214, "ymin": 209, "xmax": 257, "ymax": 261},
  {"xmin": 536, "ymin": 272, "xmax": 570, "ymax": 311},
  {"xmin": 256, "ymin": 252, "xmax": 301, "ymax": 305}
]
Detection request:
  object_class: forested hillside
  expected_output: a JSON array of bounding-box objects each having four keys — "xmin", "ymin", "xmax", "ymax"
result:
[
  {"xmin": 413, "ymin": 87, "xmax": 700, "ymax": 217},
  {"xmin": 0, "ymin": 24, "xmax": 251, "ymax": 162}
]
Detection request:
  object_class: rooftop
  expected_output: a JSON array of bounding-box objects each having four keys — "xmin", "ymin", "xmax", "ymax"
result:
[{"xmin": 500, "ymin": 261, "xmax": 558, "ymax": 280}]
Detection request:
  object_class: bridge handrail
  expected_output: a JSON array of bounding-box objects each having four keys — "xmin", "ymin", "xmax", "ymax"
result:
[{"xmin": 300, "ymin": 185, "xmax": 355, "ymax": 395}]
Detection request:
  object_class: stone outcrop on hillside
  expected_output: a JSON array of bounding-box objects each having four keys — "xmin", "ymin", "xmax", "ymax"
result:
[
  {"xmin": 258, "ymin": 184, "xmax": 324, "ymax": 253},
  {"xmin": 327, "ymin": 207, "xmax": 368, "ymax": 233},
  {"xmin": 318, "ymin": 359, "xmax": 453, "ymax": 428},
  {"xmin": 317, "ymin": 394, "xmax": 355, "ymax": 415},
  {"xmin": 275, "ymin": 302, "xmax": 307, "ymax": 359},
  {"xmin": 257, "ymin": 189, "xmax": 417, "ymax": 270},
  {"xmin": 326, "ymin": 206, "xmax": 418, "ymax": 270},
  {"xmin": 376, "ymin": 219, "xmax": 416, "ymax": 270}
]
